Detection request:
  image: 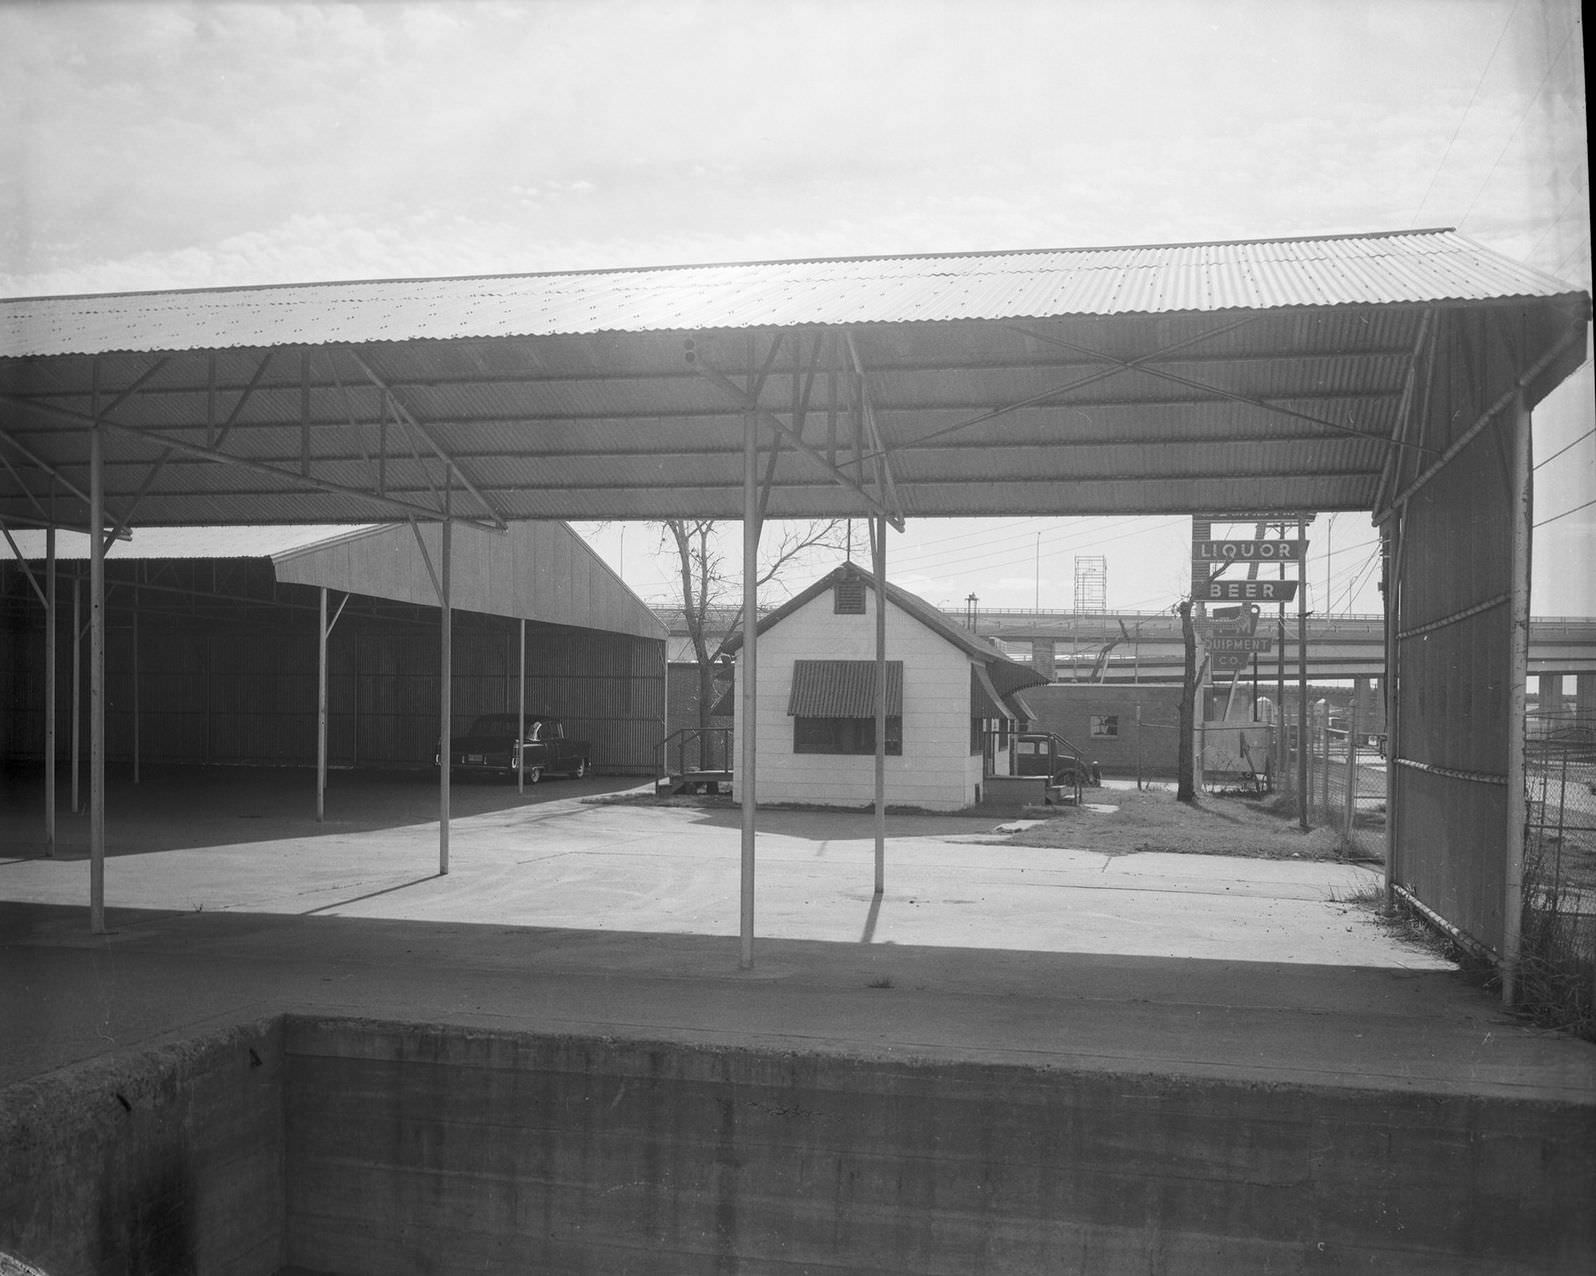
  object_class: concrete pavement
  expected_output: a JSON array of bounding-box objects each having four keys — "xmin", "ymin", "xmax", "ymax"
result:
[{"xmin": 2, "ymin": 768, "xmax": 1591, "ymax": 1104}]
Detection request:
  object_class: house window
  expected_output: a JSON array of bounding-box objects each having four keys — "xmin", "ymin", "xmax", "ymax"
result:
[
  {"xmin": 1090, "ymin": 714, "xmax": 1119, "ymax": 738},
  {"xmin": 794, "ymin": 715, "xmax": 903, "ymax": 755},
  {"xmin": 834, "ymin": 579, "xmax": 867, "ymax": 614}
]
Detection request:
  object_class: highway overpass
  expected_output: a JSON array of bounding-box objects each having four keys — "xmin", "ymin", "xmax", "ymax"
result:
[{"xmin": 956, "ymin": 610, "xmax": 1596, "ymax": 687}]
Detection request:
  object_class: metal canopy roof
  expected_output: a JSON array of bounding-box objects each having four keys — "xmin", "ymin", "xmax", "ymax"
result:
[{"xmin": 1, "ymin": 229, "xmax": 1588, "ymax": 533}]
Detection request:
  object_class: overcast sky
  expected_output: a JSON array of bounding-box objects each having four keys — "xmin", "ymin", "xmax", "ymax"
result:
[{"xmin": 2, "ymin": 0, "xmax": 1589, "ymax": 615}]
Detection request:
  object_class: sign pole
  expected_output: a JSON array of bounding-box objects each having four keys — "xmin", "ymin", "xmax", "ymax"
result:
[{"xmin": 1296, "ymin": 516, "xmax": 1310, "ymax": 830}]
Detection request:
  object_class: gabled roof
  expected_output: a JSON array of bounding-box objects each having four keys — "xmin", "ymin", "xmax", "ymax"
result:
[{"xmin": 726, "ymin": 562, "xmax": 1047, "ymax": 697}]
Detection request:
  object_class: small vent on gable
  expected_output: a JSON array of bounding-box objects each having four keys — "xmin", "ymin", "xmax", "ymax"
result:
[{"xmin": 834, "ymin": 579, "xmax": 867, "ymax": 614}]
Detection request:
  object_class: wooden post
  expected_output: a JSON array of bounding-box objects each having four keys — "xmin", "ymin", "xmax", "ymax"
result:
[{"xmin": 1343, "ymin": 697, "xmax": 1359, "ymax": 836}]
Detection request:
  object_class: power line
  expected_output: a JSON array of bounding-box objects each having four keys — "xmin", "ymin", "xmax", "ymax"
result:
[
  {"xmin": 1410, "ymin": 0, "xmax": 1523, "ymax": 222},
  {"xmin": 1535, "ymin": 496, "xmax": 1596, "ymax": 528},
  {"xmin": 1457, "ymin": 20, "xmax": 1580, "ymax": 229},
  {"xmin": 1535, "ymin": 424, "xmax": 1595, "ymax": 470}
]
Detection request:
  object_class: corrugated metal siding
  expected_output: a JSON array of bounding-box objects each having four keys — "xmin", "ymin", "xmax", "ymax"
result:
[
  {"xmin": 1389, "ymin": 306, "xmax": 1518, "ymax": 954},
  {"xmin": 2, "ymin": 595, "xmax": 665, "ymax": 774},
  {"xmin": 3, "ymin": 231, "xmax": 1582, "ymax": 358}
]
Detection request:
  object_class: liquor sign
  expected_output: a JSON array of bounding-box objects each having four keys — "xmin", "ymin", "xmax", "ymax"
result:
[
  {"xmin": 1192, "ymin": 539, "xmax": 1308, "ymax": 562},
  {"xmin": 1203, "ymin": 579, "xmax": 1298, "ymax": 602},
  {"xmin": 1207, "ymin": 635, "xmax": 1273, "ymax": 653}
]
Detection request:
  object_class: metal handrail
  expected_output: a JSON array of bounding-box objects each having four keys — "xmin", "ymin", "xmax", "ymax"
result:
[{"xmin": 654, "ymin": 726, "xmax": 734, "ymax": 783}]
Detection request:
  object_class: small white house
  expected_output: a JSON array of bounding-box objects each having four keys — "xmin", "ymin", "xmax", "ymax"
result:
[{"xmin": 726, "ymin": 563, "xmax": 1047, "ymax": 811}]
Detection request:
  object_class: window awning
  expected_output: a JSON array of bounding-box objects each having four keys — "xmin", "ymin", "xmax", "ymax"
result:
[
  {"xmin": 787, "ymin": 660, "xmax": 903, "ymax": 717},
  {"xmin": 971, "ymin": 664, "xmax": 1016, "ymax": 721}
]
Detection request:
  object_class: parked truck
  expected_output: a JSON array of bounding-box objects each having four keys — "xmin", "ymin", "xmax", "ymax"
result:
[{"xmin": 438, "ymin": 714, "xmax": 590, "ymax": 783}]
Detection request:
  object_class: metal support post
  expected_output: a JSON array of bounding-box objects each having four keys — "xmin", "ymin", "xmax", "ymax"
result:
[
  {"xmin": 517, "ymin": 618, "xmax": 526, "ymax": 795},
  {"xmin": 1296, "ymin": 516, "xmax": 1309, "ymax": 831},
  {"xmin": 71, "ymin": 575, "xmax": 81, "ymax": 815},
  {"xmin": 872, "ymin": 514, "xmax": 887, "ymax": 897},
  {"xmin": 1503, "ymin": 389, "xmax": 1532, "ymax": 1003},
  {"xmin": 439, "ymin": 502, "xmax": 452, "ymax": 876},
  {"xmin": 89, "ymin": 421, "xmax": 106, "ymax": 934},
  {"xmin": 132, "ymin": 578, "xmax": 140, "ymax": 785},
  {"xmin": 44, "ymin": 528, "xmax": 56, "ymax": 854},
  {"xmin": 317, "ymin": 586, "xmax": 329, "ymax": 821},
  {"xmin": 739, "ymin": 410, "xmax": 760, "ymax": 969}
]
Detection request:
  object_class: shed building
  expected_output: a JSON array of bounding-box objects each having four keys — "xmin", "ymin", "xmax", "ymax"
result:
[
  {"xmin": 1022, "ymin": 683, "xmax": 1185, "ymax": 779},
  {"xmin": 727, "ymin": 563, "xmax": 1046, "ymax": 811},
  {"xmin": 1, "ymin": 521, "xmax": 666, "ymax": 776}
]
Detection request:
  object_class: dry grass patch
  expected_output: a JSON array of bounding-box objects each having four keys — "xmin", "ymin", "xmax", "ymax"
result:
[{"xmin": 1004, "ymin": 785, "xmax": 1372, "ymax": 862}]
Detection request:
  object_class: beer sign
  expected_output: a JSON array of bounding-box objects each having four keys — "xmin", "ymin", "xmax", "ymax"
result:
[{"xmin": 1203, "ymin": 579, "xmax": 1298, "ymax": 602}]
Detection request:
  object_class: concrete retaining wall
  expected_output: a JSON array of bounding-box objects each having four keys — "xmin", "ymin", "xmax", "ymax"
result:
[
  {"xmin": 284, "ymin": 1017, "xmax": 1593, "ymax": 1276},
  {"xmin": 5, "ymin": 1015, "xmax": 1592, "ymax": 1274},
  {"xmin": 0, "ymin": 1018, "xmax": 285, "ymax": 1276}
]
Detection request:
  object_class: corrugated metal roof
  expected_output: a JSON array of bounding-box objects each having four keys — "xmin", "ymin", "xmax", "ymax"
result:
[
  {"xmin": 2, "ymin": 521, "xmax": 666, "ymax": 640},
  {"xmin": 2, "ymin": 524, "xmax": 381, "ymax": 560},
  {"xmin": 3, "ymin": 230, "xmax": 1583, "ymax": 359},
  {"xmin": 786, "ymin": 660, "xmax": 904, "ymax": 718}
]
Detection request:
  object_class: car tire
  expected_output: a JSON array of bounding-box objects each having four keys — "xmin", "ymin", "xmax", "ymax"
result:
[
  {"xmin": 572, "ymin": 758, "xmax": 588, "ymax": 779},
  {"xmin": 524, "ymin": 765, "xmax": 542, "ymax": 785}
]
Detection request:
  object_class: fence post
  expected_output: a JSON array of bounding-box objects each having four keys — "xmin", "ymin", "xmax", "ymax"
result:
[{"xmin": 1343, "ymin": 698, "xmax": 1358, "ymax": 837}]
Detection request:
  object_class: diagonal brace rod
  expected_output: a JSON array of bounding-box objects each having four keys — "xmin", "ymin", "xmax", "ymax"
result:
[{"xmin": 688, "ymin": 347, "xmax": 904, "ymax": 531}]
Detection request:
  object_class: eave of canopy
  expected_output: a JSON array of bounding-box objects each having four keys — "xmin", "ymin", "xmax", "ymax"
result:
[{"xmin": 0, "ymin": 229, "xmax": 1587, "ymax": 536}]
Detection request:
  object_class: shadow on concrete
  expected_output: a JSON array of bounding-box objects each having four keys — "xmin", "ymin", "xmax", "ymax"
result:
[
  {"xmin": 645, "ymin": 801, "xmax": 1012, "ymax": 843},
  {"xmin": 0, "ymin": 762, "xmax": 642, "ymax": 859},
  {"xmin": 8, "ymin": 898, "xmax": 1572, "ymax": 1100}
]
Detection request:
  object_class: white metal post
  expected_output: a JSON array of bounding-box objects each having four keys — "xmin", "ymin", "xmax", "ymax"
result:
[
  {"xmin": 740, "ymin": 409, "xmax": 759, "ymax": 969},
  {"xmin": 89, "ymin": 420, "xmax": 106, "ymax": 934},
  {"xmin": 872, "ymin": 513, "xmax": 887, "ymax": 897},
  {"xmin": 317, "ymin": 586, "xmax": 329, "ymax": 822},
  {"xmin": 439, "ymin": 506, "xmax": 452, "ymax": 876},
  {"xmin": 71, "ymin": 575, "xmax": 80, "ymax": 815},
  {"xmin": 44, "ymin": 528, "xmax": 56, "ymax": 855},
  {"xmin": 1296, "ymin": 516, "xmax": 1309, "ymax": 831},
  {"xmin": 517, "ymin": 617, "xmax": 526, "ymax": 795},
  {"xmin": 132, "ymin": 578, "xmax": 140, "ymax": 786}
]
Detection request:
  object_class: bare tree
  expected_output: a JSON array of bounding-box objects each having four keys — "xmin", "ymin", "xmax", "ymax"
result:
[{"xmin": 661, "ymin": 517, "xmax": 850, "ymax": 744}]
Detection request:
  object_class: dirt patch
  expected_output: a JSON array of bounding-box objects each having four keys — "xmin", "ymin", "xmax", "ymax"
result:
[{"xmin": 1002, "ymin": 785, "xmax": 1375, "ymax": 862}]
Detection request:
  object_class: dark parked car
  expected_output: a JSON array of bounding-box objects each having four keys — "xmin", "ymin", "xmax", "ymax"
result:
[{"xmin": 438, "ymin": 714, "xmax": 590, "ymax": 783}]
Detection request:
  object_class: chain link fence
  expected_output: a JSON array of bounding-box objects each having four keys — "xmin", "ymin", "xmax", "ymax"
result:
[{"xmin": 1525, "ymin": 708, "xmax": 1596, "ymax": 905}]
